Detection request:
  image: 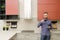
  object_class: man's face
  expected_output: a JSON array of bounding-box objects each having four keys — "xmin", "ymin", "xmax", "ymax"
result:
[{"xmin": 43, "ymin": 13, "xmax": 48, "ymax": 19}]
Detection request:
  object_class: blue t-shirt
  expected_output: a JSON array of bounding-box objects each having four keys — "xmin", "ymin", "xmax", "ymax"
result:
[{"xmin": 38, "ymin": 19, "xmax": 52, "ymax": 35}]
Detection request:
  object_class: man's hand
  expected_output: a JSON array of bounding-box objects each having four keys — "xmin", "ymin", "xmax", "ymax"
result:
[
  {"xmin": 48, "ymin": 26, "xmax": 51, "ymax": 29},
  {"xmin": 37, "ymin": 20, "xmax": 44, "ymax": 28}
]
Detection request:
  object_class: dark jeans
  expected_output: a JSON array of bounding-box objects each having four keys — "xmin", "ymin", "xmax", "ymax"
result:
[{"xmin": 41, "ymin": 35, "xmax": 51, "ymax": 40}]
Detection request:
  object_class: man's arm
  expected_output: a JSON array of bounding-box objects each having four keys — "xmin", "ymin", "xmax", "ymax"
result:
[
  {"xmin": 37, "ymin": 22, "xmax": 41, "ymax": 28},
  {"xmin": 37, "ymin": 20, "xmax": 43, "ymax": 28},
  {"xmin": 48, "ymin": 21, "xmax": 52, "ymax": 29}
]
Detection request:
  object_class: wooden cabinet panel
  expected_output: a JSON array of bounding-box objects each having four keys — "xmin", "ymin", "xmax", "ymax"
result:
[
  {"xmin": 38, "ymin": 0, "xmax": 60, "ymax": 20},
  {"xmin": 6, "ymin": 0, "xmax": 18, "ymax": 15}
]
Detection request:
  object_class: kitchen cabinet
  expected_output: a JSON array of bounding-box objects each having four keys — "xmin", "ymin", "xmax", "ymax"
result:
[
  {"xmin": 0, "ymin": 0, "xmax": 18, "ymax": 20},
  {"xmin": 6, "ymin": 0, "xmax": 18, "ymax": 15},
  {"xmin": 38, "ymin": 0, "xmax": 60, "ymax": 20}
]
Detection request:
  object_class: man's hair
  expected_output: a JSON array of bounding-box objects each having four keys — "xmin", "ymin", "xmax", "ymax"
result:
[{"xmin": 44, "ymin": 12, "xmax": 48, "ymax": 14}]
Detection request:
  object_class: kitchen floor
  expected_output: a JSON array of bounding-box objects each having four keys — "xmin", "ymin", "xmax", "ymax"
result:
[
  {"xmin": 16, "ymin": 32, "xmax": 60, "ymax": 40},
  {"xmin": 17, "ymin": 32, "xmax": 40, "ymax": 40}
]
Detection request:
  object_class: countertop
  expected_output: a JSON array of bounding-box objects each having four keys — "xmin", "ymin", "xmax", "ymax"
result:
[{"xmin": 0, "ymin": 31, "xmax": 17, "ymax": 40}]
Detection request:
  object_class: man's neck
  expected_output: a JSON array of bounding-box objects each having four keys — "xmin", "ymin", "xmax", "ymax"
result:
[{"xmin": 44, "ymin": 18, "xmax": 48, "ymax": 21}]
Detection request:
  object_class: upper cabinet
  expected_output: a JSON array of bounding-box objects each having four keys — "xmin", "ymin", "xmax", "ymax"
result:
[
  {"xmin": 6, "ymin": 0, "xmax": 18, "ymax": 15},
  {"xmin": 38, "ymin": 0, "xmax": 60, "ymax": 20}
]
